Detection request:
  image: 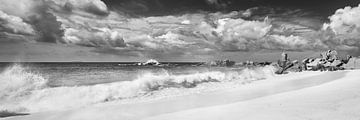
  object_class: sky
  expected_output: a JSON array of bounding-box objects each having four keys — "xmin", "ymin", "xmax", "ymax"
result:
[{"xmin": 0, "ymin": 0, "xmax": 360, "ymax": 62}]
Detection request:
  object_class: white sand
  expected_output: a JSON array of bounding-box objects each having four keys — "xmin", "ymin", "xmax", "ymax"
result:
[{"xmin": 5, "ymin": 70, "xmax": 360, "ymax": 120}]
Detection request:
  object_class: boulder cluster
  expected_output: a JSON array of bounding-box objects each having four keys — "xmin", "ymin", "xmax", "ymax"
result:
[
  {"xmin": 275, "ymin": 50, "xmax": 353, "ymax": 74},
  {"xmin": 207, "ymin": 60, "xmax": 236, "ymax": 67}
]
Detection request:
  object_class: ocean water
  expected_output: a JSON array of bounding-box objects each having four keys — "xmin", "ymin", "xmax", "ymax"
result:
[
  {"xmin": 0, "ymin": 62, "xmax": 209, "ymax": 87},
  {"xmin": 0, "ymin": 62, "xmax": 276, "ymax": 113}
]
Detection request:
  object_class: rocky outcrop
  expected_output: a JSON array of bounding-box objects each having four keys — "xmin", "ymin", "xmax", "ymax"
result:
[
  {"xmin": 275, "ymin": 50, "xmax": 354, "ymax": 74},
  {"xmin": 207, "ymin": 59, "xmax": 236, "ymax": 67}
]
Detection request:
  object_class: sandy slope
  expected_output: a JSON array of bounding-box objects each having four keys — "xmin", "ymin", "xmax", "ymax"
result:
[
  {"xmin": 5, "ymin": 70, "xmax": 359, "ymax": 120},
  {"xmin": 146, "ymin": 70, "xmax": 360, "ymax": 120}
]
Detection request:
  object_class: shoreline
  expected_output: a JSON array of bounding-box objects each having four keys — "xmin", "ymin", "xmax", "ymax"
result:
[
  {"xmin": 146, "ymin": 70, "xmax": 360, "ymax": 120},
  {"xmin": 4, "ymin": 70, "xmax": 352, "ymax": 120}
]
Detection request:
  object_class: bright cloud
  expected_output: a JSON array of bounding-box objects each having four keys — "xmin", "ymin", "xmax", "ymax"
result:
[
  {"xmin": 323, "ymin": 4, "xmax": 360, "ymax": 52},
  {"xmin": 2, "ymin": 0, "xmax": 360, "ymax": 57},
  {"xmin": 0, "ymin": 11, "xmax": 35, "ymax": 35}
]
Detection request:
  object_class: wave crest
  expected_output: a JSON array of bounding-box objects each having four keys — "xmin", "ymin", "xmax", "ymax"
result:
[
  {"xmin": 0, "ymin": 64, "xmax": 47, "ymax": 100},
  {"xmin": 0, "ymin": 65, "xmax": 276, "ymax": 113}
]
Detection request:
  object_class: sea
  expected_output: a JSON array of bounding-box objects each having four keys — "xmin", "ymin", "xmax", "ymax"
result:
[{"xmin": 0, "ymin": 62, "xmax": 276, "ymax": 113}]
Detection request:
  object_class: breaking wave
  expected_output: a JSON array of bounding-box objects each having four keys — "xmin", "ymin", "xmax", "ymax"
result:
[
  {"xmin": 0, "ymin": 64, "xmax": 276, "ymax": 113},
  {"xmin": 0, "ymin": 64, "xmax": 47, "ymax": 101}
]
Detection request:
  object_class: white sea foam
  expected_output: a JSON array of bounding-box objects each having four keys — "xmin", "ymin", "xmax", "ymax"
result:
[
  {"xmin": 0, "ymin": 64, "xmax": 47, "ymax": 100},
  {"xmin": 0, "ymin": 65, "xmax": 276, "ymax": 113}
]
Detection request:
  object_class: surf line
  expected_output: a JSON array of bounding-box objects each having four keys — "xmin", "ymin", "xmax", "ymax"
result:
[{"xmin": 93, "ymin": 71, "xmax": 347, "ymax": 119}]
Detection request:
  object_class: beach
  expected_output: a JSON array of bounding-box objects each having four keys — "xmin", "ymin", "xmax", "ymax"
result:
[
  {"xmin": 1, "ymin": 0, "xmax": 360, "ymax": 119},
  {"xmin": 4, "ymin": 69, "xmax": 360, "ymax": 120}
]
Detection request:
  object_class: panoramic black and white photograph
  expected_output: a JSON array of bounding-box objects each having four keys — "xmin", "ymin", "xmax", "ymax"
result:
[{"xmin": 1, "ymin": 0, "xmax": 360, "ymax": 119}]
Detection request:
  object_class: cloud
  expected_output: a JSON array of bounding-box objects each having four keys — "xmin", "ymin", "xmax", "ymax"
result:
[
  {"xmin": 205, "ymin": 0, "xmax": 225, "ymax": 8},
  {"xmin": 322, "ymin": 4, "xmax": 360, "ymax": 54},
  {"xmin": 265, "ymin": 35, "xmax": 310, "ymax": 50},
  {"xmin": 0, "ymin": 0, "xmax": 42, "ymax": 18},
  {"xmin": 63, "ymin": 27, "xmax": 126, "ymax": 47},
  {"xmin": 205, "ymin": 0, "xmax": 219, "ymax": 4},
  {"xmin": 0, "ymin": 11, "xmax": 35, "ymax": 35},
  {"xmin": 323, "ymin": 4, "xmax": 360, "ymax": 37},
  {"xmin": 0, "ymin": 0, "xmax": 61, "ymax": 43},
  {"xmin": 49, "ymin": 0, "xmax": 109, "ymax": 16},
  {"xmin": 0, "ymin": 2, "xmax": 331, "ymax": 55},
  {"xmin": 0, "ymin": 0, "xmax": 110, "ymax": 43},
  {"xmin": 211, "ymin": 18, "xmax": 271, "ymax": 50},
  {"xmin": 3, "ymin": 0, "xmax": 360, "ymax": 58}
]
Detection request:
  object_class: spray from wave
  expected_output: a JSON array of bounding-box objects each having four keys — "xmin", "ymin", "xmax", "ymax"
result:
[
  {"xmin": 0, "ymin": 64, "xmax": 276, "ymax": 113},
  {"xmin": 0, "ymin": 64, "xmax": 47, "ymax": 100}
]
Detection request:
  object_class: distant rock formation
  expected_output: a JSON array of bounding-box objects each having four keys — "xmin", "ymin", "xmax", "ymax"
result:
[
  {"xmin": 275, "ymin": 50, "xmax": 354, "ymax": 74},
  {"xmin": 240, "ymin": 61, "xmax": 272, "ymax": 67},
  {"xmin": 343, "ymin": 57, "xmax": 360, "ymax": 69},
  {"xmin": 275, "ymin": 52, "xmax": 297, "ymax": 74},
  {"xmin": 207, "ymin": 59, "xmax": 235, "ymax": 67},
  {"xmin": 305, "ymin": 50, "xmax": 352, "ymax": 71}
]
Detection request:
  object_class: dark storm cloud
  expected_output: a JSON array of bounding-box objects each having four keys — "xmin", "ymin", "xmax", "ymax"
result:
[
  {"xmin": 0, "ymin": 0, "xmax": 63, "ymax": 43},
  {"xmin": 30, "ymin": 3, "xmax": 64, "ymax": 43},
  {"xmin": 101, "ymin": 0, "xmax": 212, "ymax": 16},
  {"xmin": 0, "ymin": 0, "xmax": 111, "ymax": 43},
  {"xmin": 101, "ymin": 0, "xmax": 360, "ymax": 16}
]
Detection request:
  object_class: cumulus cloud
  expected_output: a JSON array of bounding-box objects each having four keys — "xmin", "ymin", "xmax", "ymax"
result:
[
  {"xmin": 205, "ymin": 0, "xmax": 227, "ymax": 8},
  {"xmin": 3, "ymin": 0, "xmax": 360, "ymax": 58},
  {"xmin": 265, "ymin": 35, "xmax": 309, "ymax": 50},
  {"xmin": 0, "ymin": 0, "xmax": 42, "ymax": 18},
  {"xmin": 1, "ymin": 0, "xmax": 60, "ymax": 42},
  {"xmin": 322, "ymin": 4, "xmax": 360, "ymax": 54},
  {"xmin": 0, "ymin": 2, "xmax": 330, "ymax": 54},
  {"xmin": 324, "ymin": 4, "xmax": 360, "ymax": 37},
  {"xmin": 0, "ymin": 0, "xmax": 111, "ymax": 43},
  {"xmin": 213, "ymin": 18, "xmax": 272, "ymax": 50},
  {"xmin": 0, "ymin": 11, "xmax": 35, "ymax": 35},
  {"xmin": 50, "ymin": 0, "xmax": 109, "ymax": 16},
  {"xmin": 63, "ymin": 27, "xmax": 126, "ymax": 47}
]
